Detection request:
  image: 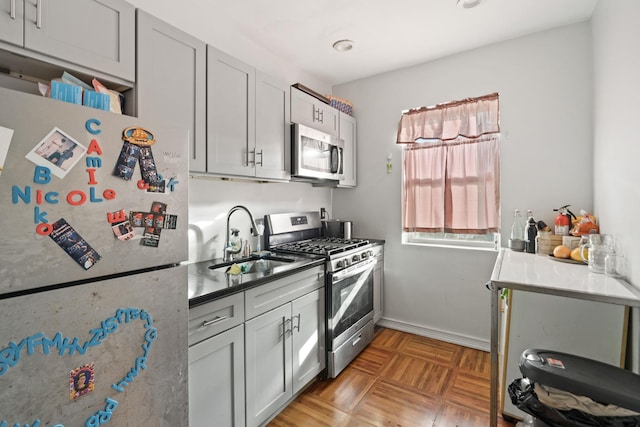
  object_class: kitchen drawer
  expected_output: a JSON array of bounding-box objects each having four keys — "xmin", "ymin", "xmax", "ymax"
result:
[
  {"xmin": 245, "ymin": 265, "xmax": 324, "ymax": 320},
  {"xmin": 189, "ymin": 292, "xmax": 244, "ymax": 346}
]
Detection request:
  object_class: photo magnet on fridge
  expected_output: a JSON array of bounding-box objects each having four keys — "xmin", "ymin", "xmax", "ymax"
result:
[
  {"xmin": 25, "ymin": 127, "xmax": 86, "ymax": 179},
  {"xmin": 49, "ymin": 218, "xmax": 101, "ymax": 270},
  {"xmin": 70, "ymin": 363, "xmax": 95, "ymax": 400},
  {"xmin": 0, "ymin": 125, "xmax": 14, "ymax": 177}
]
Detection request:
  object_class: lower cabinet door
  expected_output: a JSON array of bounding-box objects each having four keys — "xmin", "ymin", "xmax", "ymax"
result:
[
  {"xmin": 245, "ymin": 304, "xmax": 292, "ymax": 427},
  {"xmin": 188, "ymin": 324, "xmax": 245, "ymax": 427},
  {"xmin": 292, "ymin": 288, "xmax": 325, "ymax": 394}
]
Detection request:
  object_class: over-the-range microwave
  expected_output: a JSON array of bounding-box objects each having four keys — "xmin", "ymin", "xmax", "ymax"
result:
[{"xmin": 291, "ymin": 123, "xmax": 344, "ymax": 182}]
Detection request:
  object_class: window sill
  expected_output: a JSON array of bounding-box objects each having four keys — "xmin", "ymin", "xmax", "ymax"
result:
[{"xmin": 402, "ymin": 239, "xmax": 500, "ymax": 252}]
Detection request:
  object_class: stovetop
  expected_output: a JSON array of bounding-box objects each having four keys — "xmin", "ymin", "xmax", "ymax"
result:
[{"xmin": 271, "ymin": 237, "xmax": 370, "ymax": 258}]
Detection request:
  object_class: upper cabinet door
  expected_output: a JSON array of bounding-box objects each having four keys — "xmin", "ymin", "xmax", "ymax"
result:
[
  {"xmin": 0, "ymin": 0, "xmax": 24, "ymax": 46},
  {"xmin": 290, "ymin": 87, "xmax": 339, "ymax": 137},
  {"xmin": 255, "ymin": 71, "xmax": 290, "ymax": 181},
  {"xmin": 207, "ymin": 45, "xmax": 256, "ymax": 177},
  {"xmin": 338, "ymin": 112, "xmax": 357, "ymax": 187},
  {"xmin": 23, "ymin": 0, "xmax": 135, "ymax": 82},
  {"xmin": 136, "ymin": 10, "xmax": 206, "ymax": 173}
]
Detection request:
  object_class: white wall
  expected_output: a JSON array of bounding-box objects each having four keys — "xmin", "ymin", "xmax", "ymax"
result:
[
  {"xmin": 591, "ymin": 0, "xmax": 640, "ymax": 371},
  {"xmin": 591, "ymin": 0, "xmax": 640, "ymax": 288},
  {"xmin": 332, "ymin": 23, "xmax": 594, "ymax": 349}
]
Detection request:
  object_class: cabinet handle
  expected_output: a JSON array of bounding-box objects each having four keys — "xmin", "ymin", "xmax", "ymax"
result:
[
  {"xmin": 292, "ymin": 314, "xmax": 300, "ymax": 333},
  {"xmin": 10, "ymin": 0, "xmax": 15, "ymax": 19},
  {"xmin": 255, "ymin": 149, "xmax": 263, "ymax": 167},
  {"xmin": 280, "ymin": 317, "xmax": 292, "ymax": 339},
  {"xmin": 246, "ymin": 150, "xmax": 253, "ymax": 167},
  {"xmin": 36, "ymin": 0, "xmax": 42, "ymax": 28},
  {"xmin": 319, "ymin": 109, "xmax": 324, "ymax": 123},
  {"xmin": 202, "ymin": 315, "xmax": 228, "ymax": 327},
  {"xmin": 313, "ymin": 107, "xmax": 319, "ymax": 123}
]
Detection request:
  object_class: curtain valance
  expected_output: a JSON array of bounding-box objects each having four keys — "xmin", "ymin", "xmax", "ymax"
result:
[{"xmin": 397, "ymin": 92, "xmax": 500, "ymax": 143}]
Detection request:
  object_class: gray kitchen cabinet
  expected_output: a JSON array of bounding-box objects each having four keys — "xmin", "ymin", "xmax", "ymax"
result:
[
  {"xmin": 245, "ymin": 266, "xmax": 325, "ymax": 427},
  {"xmin": 0, "ymin": 0, "xmax": 23, "ymax": 47},
  {"xmin": 291, "ymin": 288, "xmax": 325, "ymax": 393},
  {"xmin": 0, "ymin": 0, "xmax": 135, "ymax": 82},
  {"xmin": 372, "ymin": 244, "xmax": 384, "ymax": 324},
  {"xmin": 136, "ymin": 10, "xmax": 207, "ymax": 172},
  {"xmin": 206, "ymin": 47, "xmax": 290, "ymax": 180},
  {"xmin": 245, "ymin": 287, "xmax": 325, "ymax": 427},
  {"xmin": 188, "ymin": 293, "xmax": 246, "ymax": 427},
  {"xmin": 245, "ymin": 303, "xmax": 291, "ymax": 427},
  {"xmin": 189, "ymin": 324, "xmax": 245, "ymax": 427},
  {"xmin": 290, "ymin": 86, "xmax": 339, "ymax": 137},
  {"xmin": 255, "ymin": 70, "xmax": 291, "ymax": 180},
  {"xmin": 207, "ymin": 45, "xmax": 256, "ymax": 176},
  {"xmin": 338, "ymin": 112, "xmax": 357, "ymax": 187}
]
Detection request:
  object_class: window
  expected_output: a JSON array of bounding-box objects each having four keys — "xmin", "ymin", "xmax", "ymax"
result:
[{"xmin": 397, "ymin": 93, "xmax": 501, "ymax": 250}]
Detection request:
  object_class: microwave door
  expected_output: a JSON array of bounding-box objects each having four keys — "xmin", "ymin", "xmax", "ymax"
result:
[{"xmin": 300, "ymin": 137, "xmax": 332, "ymax": 178}]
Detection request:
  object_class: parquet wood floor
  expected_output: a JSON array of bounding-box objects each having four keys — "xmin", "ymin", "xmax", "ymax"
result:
[{"xmin": 268, "ymin": 327, "xmax": 517, "ymax": 427}]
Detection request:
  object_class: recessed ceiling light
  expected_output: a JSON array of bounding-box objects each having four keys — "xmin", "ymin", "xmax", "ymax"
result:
[
  {"xmin": 457, "ymin": 0, "xmax": 482, "ymax": 8},
  {"xmin": 332, "ymin": 39, "xmax": 355, "ymax": 52}
]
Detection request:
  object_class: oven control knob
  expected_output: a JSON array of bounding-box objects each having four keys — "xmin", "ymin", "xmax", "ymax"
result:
[
  {"xmin": 361, "ymin": 251, "xmax": 369, "ymax": 259},
  {"xmin": 352, "ymin": 254, "xmax": 360, "ymax": 263}
]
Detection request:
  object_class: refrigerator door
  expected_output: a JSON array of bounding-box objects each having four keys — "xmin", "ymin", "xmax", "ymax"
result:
[
  {"xmin": 0, "ymin": 265, "xmax": 188, "ymax": 427},
  {"xmin": 0, "ymin": 88, "xmax": 189, "ymax": 295}
]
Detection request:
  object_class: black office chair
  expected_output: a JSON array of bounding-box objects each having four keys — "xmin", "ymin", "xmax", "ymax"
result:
[{"xmin": 508, "ymin": 349, "xmax": 640, "ymax": 427}]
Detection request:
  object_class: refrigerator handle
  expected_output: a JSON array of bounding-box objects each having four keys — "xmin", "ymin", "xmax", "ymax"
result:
[
  {"xmin": 202, "ymin": 315, "xmax": 228, "ymax": 327},
  {"xmin": 10, "ymin": 0, "xmax": 15, "ymax": 19}
]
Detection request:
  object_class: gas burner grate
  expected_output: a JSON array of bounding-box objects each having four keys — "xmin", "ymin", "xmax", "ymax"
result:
[{"xmin": 272, "ymin": 237, "xmax": 370, "ymax": 258}]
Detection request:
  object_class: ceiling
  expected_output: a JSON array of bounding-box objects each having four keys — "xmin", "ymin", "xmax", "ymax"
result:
[{"xmin": 133, "ymin": 0, "xmax": 599, "ymax": 86}]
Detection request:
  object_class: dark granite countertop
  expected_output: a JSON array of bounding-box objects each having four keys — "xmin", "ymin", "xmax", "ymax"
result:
[{"xmin": 187, "ymin": 253, "xmax": 325, "ymax": 308}]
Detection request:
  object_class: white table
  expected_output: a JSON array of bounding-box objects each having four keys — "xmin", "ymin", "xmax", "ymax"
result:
[{"xmin": 489, "ymin": 249, "xmax": 640, "ymax": 427}]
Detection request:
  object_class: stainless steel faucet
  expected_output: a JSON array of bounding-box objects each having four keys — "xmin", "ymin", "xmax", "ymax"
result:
[{"xmin": 224, "ymin": 205, "xmax": 259, "ymax": 261}]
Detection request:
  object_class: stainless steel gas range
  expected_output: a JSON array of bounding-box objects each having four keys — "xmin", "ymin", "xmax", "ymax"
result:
[{"xmin": 264, "ymin": 211, "xmax": 376, "ymax": 378}]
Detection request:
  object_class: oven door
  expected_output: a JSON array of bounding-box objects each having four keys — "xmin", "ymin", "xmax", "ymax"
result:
[{"xmin": 327, "ymin": 258, "xmax": 375, "ymax": 348}]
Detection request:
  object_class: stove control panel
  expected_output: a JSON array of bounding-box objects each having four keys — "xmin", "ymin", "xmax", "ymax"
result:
[{"xmin": 329, "ymin": 247, "xmax": 374, "ymax": 273}]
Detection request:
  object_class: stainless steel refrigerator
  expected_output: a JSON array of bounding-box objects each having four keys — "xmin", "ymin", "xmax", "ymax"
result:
[{"xmin": 0, "ymin": 87, "xmax": 189, "ymax": 427}]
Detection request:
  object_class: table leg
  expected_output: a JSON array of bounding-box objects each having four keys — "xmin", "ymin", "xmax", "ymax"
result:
[{"xmin": 490, "ymin": 282, "xmax": 499, "ymax": 427}]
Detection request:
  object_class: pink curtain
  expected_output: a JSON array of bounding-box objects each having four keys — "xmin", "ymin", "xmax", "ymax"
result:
[
  {"xmin": 397, "ymin": 93, "xmax": 500, "ymax": 143},
  {"xmin": 399, "ymin": 94, "xmax": 500, "ymax": 234}
]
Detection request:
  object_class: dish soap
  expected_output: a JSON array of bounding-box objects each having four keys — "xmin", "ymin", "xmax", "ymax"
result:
[{"xmin": 229, "ymin": 228, "xmax": 242, "ymax": 256}]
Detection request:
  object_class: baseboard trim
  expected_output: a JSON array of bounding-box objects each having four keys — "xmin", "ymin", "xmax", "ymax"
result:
[{"xmin": 376, "ymin": 317, "xmax": 489, "ymax": 352}]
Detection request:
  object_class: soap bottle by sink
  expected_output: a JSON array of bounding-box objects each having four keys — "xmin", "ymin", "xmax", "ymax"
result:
[{"xmin": 227, "ymin": 228, "xmax": 242, "ymax": 259}]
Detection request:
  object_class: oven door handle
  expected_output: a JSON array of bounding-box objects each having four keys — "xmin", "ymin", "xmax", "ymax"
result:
[{"xmin": 331, "ymin": 258, "xmax": 376, "ymax": 282}]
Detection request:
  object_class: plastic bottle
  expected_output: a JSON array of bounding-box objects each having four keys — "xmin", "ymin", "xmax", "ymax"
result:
[
  {"xmin": 524, "ymin": 210, "xmax": 538, "ymax": 254},
  {"xmin": 509, "ymin": 210, "xmax": 525, "ymax": 251}
]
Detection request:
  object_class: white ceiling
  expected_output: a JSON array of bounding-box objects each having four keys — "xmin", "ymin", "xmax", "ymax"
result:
[{"xmin": 133, "ymin": 0, "xmax": 599, "ymax": 86}]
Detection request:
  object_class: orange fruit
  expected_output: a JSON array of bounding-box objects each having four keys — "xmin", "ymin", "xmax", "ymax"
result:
[{"xmin": 553, "ymin": 245, "xmax": 571, "ymax": 259}]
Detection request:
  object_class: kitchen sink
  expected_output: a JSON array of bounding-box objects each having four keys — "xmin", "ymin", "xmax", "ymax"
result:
[{"xmin": 208, "ymin": 255, "xmax": 296, "ymax": 275}]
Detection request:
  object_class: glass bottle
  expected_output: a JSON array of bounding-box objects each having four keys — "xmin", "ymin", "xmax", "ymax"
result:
[
  {"xmin": 509, "ymin": 209, "xmax": 525, "ymax": 251},
  {"xmin": 524, "ymin": 210, "xmax": 538, "ymax": 254}
]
